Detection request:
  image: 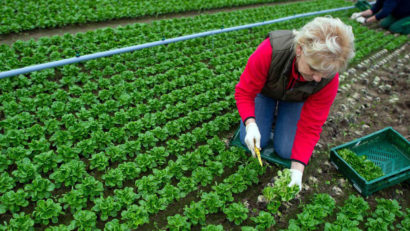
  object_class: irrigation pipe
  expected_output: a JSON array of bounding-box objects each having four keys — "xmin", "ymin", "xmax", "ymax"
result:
[{"xmin": 0, "ymin": 5, "xmax": 358, "ymax": 79}]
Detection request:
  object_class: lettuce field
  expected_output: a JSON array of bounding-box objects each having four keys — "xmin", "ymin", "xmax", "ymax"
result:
[{"xmin": 0, "ymin": 0, "xmax": 409, "ymax": 230}]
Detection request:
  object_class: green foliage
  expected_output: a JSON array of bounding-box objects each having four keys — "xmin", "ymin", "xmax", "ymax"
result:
[
  {"xmin": 0, "ymin": 189, "xmax": 29, "ymax": 214},
  {"xmin": 184, "ymin": 201, "xmax": 207, "ymax": 225},
  {"xmin": 114, "ymin": 187, "xmax": 140, "ymax": 208},
  {"xmin": 89, "ymin": 152, "xmax": 109, "ymax": 171},
  {"xmin": 33, "ymin": 199, "xmax": 63, "ymax": 225},
  {"xmin": 262, "ymin": 169, "xmax": 299, "ymax": 214},
  {"xmin": 50, "ymin": 160, "xmax": 87, "ymax": 187},
  {"xmin": 365, "ymin": 198, "xmax": 402, "ymax": 231},
  {"xmin": 24, "ymin": 176, "xmax": 55, "ymax": 200},
  {"xmin": 102, "ymin": 168, "xmax": 124, "ymax": 188},
  {"xmin": 0, "ymin": 172, "xmax": 15, "ymax": 193},
  {"xmin": 201, "ymin": 224, "xmax": 224, "ymax": 231},
  {"xmin": 33, "ymin": 150, "xmax": 58, "ymax": 173},
  {"xmin": 75, "ymin": 176, "xmax": 104, "ymax": 200},
  {"xmin": 104, "ymin": 219, "xmax": 129, "ymax": 231},
  {"xmin": 167, "ymin": 214, "xmax": 191, "ymax": 231},
  {"xmin": 12, "ymin": 158, "xmax": 38, "ymax": 183},
  {"xmin": 339, "ymin": 148, "xmax": 384, "ymax": 181},
  {"xmin": 288, "ymin": 194, "xmax": 336, "ymax": 231},
  {"xmin": 223, "ymin": 202, "xmax": 249, "ymax": 225},
  {"xmin": 251, "ymin": 211, "xmax": 276, "ymax": 230},
  {"xmin": 71, "ymin": 210, "xmax": 98, "ymax": 231},
  {"xmin": 59, "ymin": 189, "xmax": 88, "ymax": 212},
  {"xmin": 121, "ymin": 205, "xmax": 149, "ymax": 229},
  {"xmin": 201, "ymin": 192, "xmax": 224, "ymax": 214},
  {"xmin": 92, "ymin": 196, "xmax": 121, "ymax": 221},
  {"xmin": 6, "ymin": 212, "xmax": 35, "ymax": 231}
]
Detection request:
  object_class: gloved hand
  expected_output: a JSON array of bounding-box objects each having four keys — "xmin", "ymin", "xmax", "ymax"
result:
[
  {"xmin": 356, "ymin": 16, "xmax": 366, "ymax": 24},
  {"xmin": 244, "ymin": 122, "xmax": 261, "ymax": 158},
  {"xmin": 288, "ymin": 169, "xmax": 303, "ymax": 192},
  {"xmin": 350, "ymin": 12, "xmax": 362, "ymax": 19}
]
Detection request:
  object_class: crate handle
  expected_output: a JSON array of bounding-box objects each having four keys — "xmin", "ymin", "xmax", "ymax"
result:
[
  {"xmin": 331, "ymin": 161, "xmax": 339, "ymax": 170},
  {"xmin": 387, "ymin": 174, "xmax": 404, "ymax": 183},
  {"xmin": 353, "ymin": 183, "xmax": 362, "ymax": 194},
  {"xmin": 353, "ymin": 140, "xmax": 361, "ymax": 148}
]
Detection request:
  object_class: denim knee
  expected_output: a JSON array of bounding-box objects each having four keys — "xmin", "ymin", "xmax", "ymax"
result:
[{"xmin": 273, "ymin": 142, "xmax": 292, "ymax": 159}]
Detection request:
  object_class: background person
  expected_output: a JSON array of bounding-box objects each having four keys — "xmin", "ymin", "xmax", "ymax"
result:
[
  {"xmin": 235, "ymin": 16, "xmax": 355, "ymax": 192},
  {"xmin": 351, "ymin": 0, "xmax": 410, "ymax": 34}
]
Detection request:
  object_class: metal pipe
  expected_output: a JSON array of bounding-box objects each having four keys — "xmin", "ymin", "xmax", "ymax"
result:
[{"xmin": 0, "ymin": 5, "xmax": 356, "ymax": 79}]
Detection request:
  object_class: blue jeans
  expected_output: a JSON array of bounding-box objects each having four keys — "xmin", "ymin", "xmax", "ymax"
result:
[{"xmin": 240, "ymin": 93, "xmax": 304, "ymax": 159}]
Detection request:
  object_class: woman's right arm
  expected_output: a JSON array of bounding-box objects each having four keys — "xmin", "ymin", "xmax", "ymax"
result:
[{"xmin": 235, "ymin": 38, "xmax": 272, "ymax": 123}]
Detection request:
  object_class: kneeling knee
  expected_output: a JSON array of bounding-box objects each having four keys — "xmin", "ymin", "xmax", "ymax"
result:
[{"xmin": 274, "ymin": 144, "xmax": 292, "ymax": 159}]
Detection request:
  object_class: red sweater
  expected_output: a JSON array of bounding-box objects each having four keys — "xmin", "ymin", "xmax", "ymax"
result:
[{"xmin": 235, "ymin": 38, "xmax": 339, "ymax": 165}]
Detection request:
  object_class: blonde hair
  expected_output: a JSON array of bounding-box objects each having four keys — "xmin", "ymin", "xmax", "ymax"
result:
[{"xmin": 293, "ymin": 16, "xmax": 355, "ymax": 75}]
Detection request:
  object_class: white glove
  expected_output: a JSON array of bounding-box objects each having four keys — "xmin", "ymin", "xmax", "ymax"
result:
[
  {"xmin": 350, "ymin": 12, "xmax": 362, "ymax": 19},
  {"xmin": 244, "ymin": 122, "xmax": 261, "ymax": 158},
  {"xmin": 288, "ymin": 169, "xmax": 303, "ymax": 192},
  {"xmin": 356, "ymin": 16, "xmax": 366, "ymax": 24}
]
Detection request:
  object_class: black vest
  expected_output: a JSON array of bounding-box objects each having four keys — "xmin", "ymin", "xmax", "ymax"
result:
[{"xmin": 260, "ymin": 30, "xmax": 334, "ymax": 102}]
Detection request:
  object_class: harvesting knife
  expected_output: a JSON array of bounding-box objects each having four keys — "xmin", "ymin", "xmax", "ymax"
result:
[{"xmin": 254, "ymin": 147, "xmax": 263, "ymax": 167}]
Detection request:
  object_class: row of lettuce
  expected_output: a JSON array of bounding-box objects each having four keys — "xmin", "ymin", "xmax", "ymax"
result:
[
  {"xmin": 0, "ymin": 0, "xmax": 352, "ymax": 71},
  {"xmin": 1, "ymin": 0, "xmax": 296, "ymax": 35},
  {"xmin": 1, "ymin": 2, "xmax": 409, "ymax": 231}
]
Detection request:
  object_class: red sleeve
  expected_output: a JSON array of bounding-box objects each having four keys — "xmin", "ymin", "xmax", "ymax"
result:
[
  {"xmin": 290, "ymin": 74, "xmax": 339, "ymax": 165},
  {"xmin": 235, "ymin": 38, "xmax": 272, "ymax": 122}
]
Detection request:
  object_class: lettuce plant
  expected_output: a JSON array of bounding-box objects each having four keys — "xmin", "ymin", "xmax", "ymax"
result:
[
  {"xmin": 71, "ymin": 210, "xmax": 98, "ymax": 231},
  {"xmin": 75, "ymin": 175, "xmax": 104, "ymax": 200},
  {"xmin": 121, "ymin": 205, "xmax": 149, "ymax": 229},
  {"xmin": 89, "ymin": 152, "xmax": 109, "ymax": 171},
  {"xmin": 92, "ymin": 196, "xmax": 121, "ymax": 221},
  {"xmin": 167, "ymin": 214, "xmax": 191, "ymax": 231},
  {"xmin": 12, "ymin": 158, "xmax": 38, "ymax": 183},
  {"xmin": 102, "ymin": 168, "xmax": 125, "ymax": 188},
  {"xmin": 0, "ymin": 189, "xmax": 29, "ymax": 214},
  {"xmin": 59, "ymin": 189, "xmax": 87, "ymax": 212},
  {"xmin": 184, "ymin": 201, "xmax": 207, "ymax": 225},
  {"xmin": 6, "ymin": 212, "xmax": 35, "ymax": 231},
  {"xmin": 251, "ymin": 211, "xmax": 276, "ymax": 230},
  {"xmin": 33, "ymin": 150, "xmax": 58, "ymax": 173},
  {"xmin": 223, "ymin": 202, "xmax": 249, "ymax": 225},
  {"xmin": 262, "ymin": 169, "xmax": 299, "ymax": 214},
  {"xmin": 213, "ymin": 183, "xmax": 234, "ymax": 203},
  {"xmin": 365, "ymin": 198, "xmax": 402, "ymax": 231},
  {"xmin": 201, "ymin": 192, "xmax": 224, "ymax": 214},
  {"xmin": 33, "ymin": 199, "xmax": 63, "ymax": 225},
  {"xmin": 50, "ymin": 160, "xmax": 87, "ymax": 188},
  {"xmin": 104, "ymin": 219, "xmax": 129, "ymax": 231},
  {"xmin": 0, "ymin": 172, "xmax": 15, "ymax": 193},
  {"xmin": 114, "ymin": 187, "xmax": 140, "ymax": 207},
  {"xmin": 140, "ymin": 194, "xmax": 168, "ymax": 214},
  {"xmin": 201, "ymin": 224, "xmax": 224, "ymax": 231},
  {"xmin": 24, "ymin": 176, "xmax": 55, "ymax": 200}
]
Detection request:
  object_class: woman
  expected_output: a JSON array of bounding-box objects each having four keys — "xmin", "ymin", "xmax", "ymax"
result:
[{"xmin": 235, "ymin": 16, "xmax": 355, "ymax": 192}]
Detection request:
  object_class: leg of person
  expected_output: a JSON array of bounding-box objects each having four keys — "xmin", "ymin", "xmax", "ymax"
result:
[
  {"xmin": 240, "ymin": 93, "xmax": 277, "ymax": 148},
  {"xmin": 380, "ymin": 15, "xmax": 396, "ymax": 29},
  {"xmin": 389, "ymin": 16, "xmax": 410, "ymax": 35},
  {"xmin": 272, "ymin": 101, "xmax": 304, "ymax": 159}
]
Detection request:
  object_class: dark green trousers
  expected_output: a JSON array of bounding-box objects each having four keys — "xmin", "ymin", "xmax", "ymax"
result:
[{"xmin": 380, "ymin": 15, "xmax": 410, "ymax": 35}]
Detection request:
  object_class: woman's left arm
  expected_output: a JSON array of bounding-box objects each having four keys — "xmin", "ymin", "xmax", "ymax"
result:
[{"xmin": 290, "ymin": 74, "xmax": 340, "ymax": 166}]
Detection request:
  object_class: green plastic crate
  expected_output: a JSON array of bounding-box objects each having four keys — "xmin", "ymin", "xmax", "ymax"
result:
[
  {"xmin": 229, "ymin": 128, "xmax": 291, "ymax": 168},
  {"xmin": 330, "ymin": 127, "xmax": 410, "ymax": 196}
]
